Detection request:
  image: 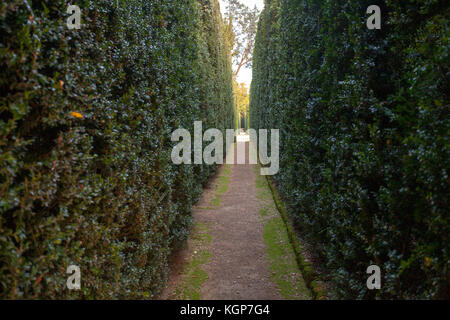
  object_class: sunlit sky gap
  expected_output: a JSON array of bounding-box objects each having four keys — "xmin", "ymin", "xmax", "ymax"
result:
[{"xmin": 218, "ymin": 0, "xmax": 264, "ymax": 87}]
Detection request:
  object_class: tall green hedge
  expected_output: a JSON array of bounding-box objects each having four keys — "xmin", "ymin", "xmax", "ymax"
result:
[
  {"xmin": 251, "ymin": 0, "xmax": 449, "ymax": 299},
  {"xmin": 0, "ymin": 0, "xmax": 234, "ymax": 299}
]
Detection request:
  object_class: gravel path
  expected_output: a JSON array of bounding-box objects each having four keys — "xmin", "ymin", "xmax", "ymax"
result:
[{"xmin": 161, "ymin": 141, "xmax": 310, "ymax": 300}]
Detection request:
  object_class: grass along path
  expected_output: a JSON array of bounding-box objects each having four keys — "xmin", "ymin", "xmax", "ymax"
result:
[{"xmin": 162, "ymin": 142, "xmax": 311, "ymax": 300}]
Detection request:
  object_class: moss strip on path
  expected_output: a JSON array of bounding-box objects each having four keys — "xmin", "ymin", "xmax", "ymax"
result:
[
  {"xmin": 259, "ymin": 168, "xmax": 327, "ymax": 299},
  {"xmin": 254, "ymin": 166, "xmax": 311, "ymax": 300},
  {"xmin": 167, "ymin": 164, "xmax": 231, "ymax": 299},
  {"xmin": 197, "ymin": 164, "xmax": 232, "ymax": 210},
  {"xmin": 169, "ymin": 223, "xmax": 212, "ymax": 300}
]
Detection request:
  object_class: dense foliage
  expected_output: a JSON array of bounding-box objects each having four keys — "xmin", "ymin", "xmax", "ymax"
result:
[
  {"xmin": 234, "ymin": 81, "xmax": 249, "ymax": 129},
  {"xmin": 251, "ymin": 0, "xmax": 449, "ymax": 299},
  {"xmin": 0, "ymin": 0, "xmax": 234, "ymax": 299}
]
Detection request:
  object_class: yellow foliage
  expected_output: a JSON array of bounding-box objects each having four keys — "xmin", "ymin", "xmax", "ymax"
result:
[
  {"xmin": 71, "ymin": 111, "xmax": 84, "ymax": 119},
  {"xmin": 234, "ymin": 80, "xmax": 249, "ymax": 114}
]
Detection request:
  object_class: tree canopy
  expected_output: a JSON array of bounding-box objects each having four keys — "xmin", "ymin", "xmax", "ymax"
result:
[{"xmin": 223, "ymin": 0, "xmax": 260, "ymax": 79}]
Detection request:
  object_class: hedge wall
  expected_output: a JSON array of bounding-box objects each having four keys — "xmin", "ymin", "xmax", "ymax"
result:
[
  {"xmin": 250, "ymin": 0, "xmax": 449, "ymax": 299},
  {"xmin": 0, "ymin": 0, "xmax": 234, "ymax": 299}
]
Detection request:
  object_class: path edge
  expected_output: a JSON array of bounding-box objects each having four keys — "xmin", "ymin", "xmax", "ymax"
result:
[{"xmin": 265, "ymin": 176, "xmax": 327, "ymax": 300}]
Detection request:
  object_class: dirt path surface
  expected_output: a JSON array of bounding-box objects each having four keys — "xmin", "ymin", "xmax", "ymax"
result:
[{"xmin": 162, "ymin": 141, "xmax": 311, "ymax": 300}]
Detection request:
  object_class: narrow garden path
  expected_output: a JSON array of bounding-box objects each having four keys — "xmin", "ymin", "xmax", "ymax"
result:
[{"xmin": 162, "ymin": 140, "xmax": 311, "ymax": 300}]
